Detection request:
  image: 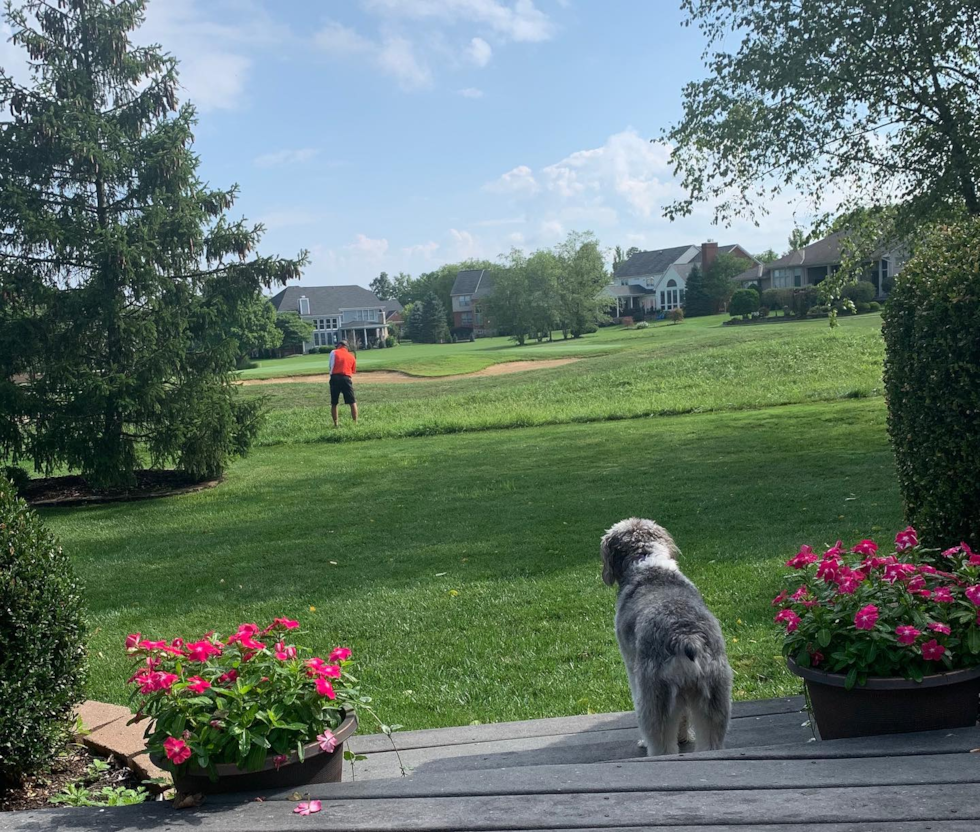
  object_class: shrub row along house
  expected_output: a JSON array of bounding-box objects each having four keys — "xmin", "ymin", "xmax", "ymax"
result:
[
  {"xmin": 732, "ymin": 231, "xmax": 903, "ymax": 298},
  {"xmin": 602, "ymin": 241, "xmax": 757, "ymax": 317},
  {"xmin": 269, "ymin": 286, "xmax": 403, "ymax": 352}
]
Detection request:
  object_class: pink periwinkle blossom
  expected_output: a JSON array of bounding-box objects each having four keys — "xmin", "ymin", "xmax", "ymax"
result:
[
  {"xmin": 315, "ymin": 678, "xmax": 336, "ymax": 699},
  {"xmin": 163, "ymin": 737, "xmax": 192, "ymax": 765},
  {"xmin": 786, "ymin": 545, "xmax": 818, "ymax": 570},
  {"xmin": 854, "ymin": 605, "xmax": 879, "ymax": 630},
  {"xmin": 186, "ymin": 676, "xmax": 211, "ymax": 694},
  {"xmin": 965, "ymin": 585, "xmax": 980, "ymax": 606},
  {"xmin": 774, "ymin": 609, "xmax": 801, "ymax": 633},
  {"xmin": 895, "ymin": 526, "xmax": 918, "ymax": 551},
  {"xmin": 921, "ymin": 639, "xmax": 946, "ymax": 661},
  {"xmin": 895, "ymin": 626, "xmax": 920, "ymax": 645},
  {"xmin": 928, "ymin": 622, "xmax": 951, "ymax": 635},
  {"xmin": 317, "ymin": 730, "xmax": 338, "ymax": 753},
  {"xmin": 851, "ymin": 539, "xmax": 878, "ymax": 557},
  {"xmin": 330, "ymin": 647, "xmax": 353, "ymax": 662},
  {"xmin": 932, "ymin": 587, "xmax": 954, "ymax": 603},
  {"xmin": 294, "ymin": 801, "xmax": 322, "ymax": 816},
  {"xmin": 186, "ymin": 640, "xmax": 223, "ymax": 663},
  {"xmin": 771, "ymin": 590, "xmax": 789, "ymax": 607}
]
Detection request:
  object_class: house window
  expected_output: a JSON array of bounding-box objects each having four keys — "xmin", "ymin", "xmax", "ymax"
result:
[
  {"xmin": 660, "ymin": 291, "xmax": 665, "ymax": 307},
  {"xmin": 458, "ymin": 295, "xmax": 472, "ymax": 307},
  {"xmin": 645, "ymin": 278, "xmax": 655, "ymax": 287},
  {"xmin": 299, "ymin": 297, "xmax": 310, "ymax": 316},
  {"xmin": 773, "ymin": 268, "xmax": 803, "ymax": 289},
  {"xmin": 461, "ymin": 312, "xmax": 473, "ymax": 325},
  {"xmin": 880, "ymin": 258, "xmax": 889, "ymax": 294},
  {"xmin": 663, "ymin": 279, "xmax": 681, "ymax": 311}
]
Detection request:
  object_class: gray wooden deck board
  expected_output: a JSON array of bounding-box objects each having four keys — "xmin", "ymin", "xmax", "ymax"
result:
[
  {"xmin": 348, "ymin": 697, "xmax": 803, "ymax": 754},
  {"xmin": 347, "ymin": 709, "xmax": 811, "ymax": 781},
  {"xmin": 9, "ymin": 783, "xmax": 980, "ymax": 831}
]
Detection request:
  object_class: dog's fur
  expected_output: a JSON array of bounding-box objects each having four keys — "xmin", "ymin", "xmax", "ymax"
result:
[{"xmin": 601, "ymin": 518, "xmax": 733, "ymax": 756}]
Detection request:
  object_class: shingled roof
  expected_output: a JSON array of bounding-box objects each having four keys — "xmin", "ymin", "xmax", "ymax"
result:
[
  {"xmin": 451, "ymin": 269, "xmax": 494, "ymax": 298},
  {"xmin": 765, "ymin": 231, "xmax": 847, "ymax": 269},
  {"xmin": 268, "ymin": 285, "xmax": 402, "ymax": 316},
  {"xmin": 615, "ymin": 246, "xmax": 693, "ymax": 278}
]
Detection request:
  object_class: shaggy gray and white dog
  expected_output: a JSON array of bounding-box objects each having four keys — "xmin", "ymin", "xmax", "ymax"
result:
[{"xmin": 601, "ymin": 518, "xmax": 733, "ymax": 756}]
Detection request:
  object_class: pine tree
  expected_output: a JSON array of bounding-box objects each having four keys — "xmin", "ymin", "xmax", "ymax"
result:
[
  {"xmin": 420, "ymin": 293, "xmax": 450, "ymax": 343},
  {"xmin": 0, "ymin": 0, "xmax": 305, "ymax": 488},
  {"xmin": 683, "ymin": 266, "xmax": 713, "ymax": 317}
]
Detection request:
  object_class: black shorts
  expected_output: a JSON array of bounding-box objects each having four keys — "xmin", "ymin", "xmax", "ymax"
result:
[{"xmin": 330, "ymin": 375, "xmax": 356, "ymax": 405}]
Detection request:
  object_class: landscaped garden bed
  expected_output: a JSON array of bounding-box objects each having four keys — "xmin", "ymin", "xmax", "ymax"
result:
[{"xmin": 17, "ymin": 470, "xmax": 220, "ymax": 508}]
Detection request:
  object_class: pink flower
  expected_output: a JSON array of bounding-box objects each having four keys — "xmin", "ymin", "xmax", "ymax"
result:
[
  {"xmin": 273, "ymin": 754, "xmax": 289, "ymax": 771},
  {"xmin": 329, "ymin": 647, "xmax": 353, "ymax": 662},
  {"xmin": 895, "ymin": 526, "xmax": 918, "ymax": 551},
  {"xmin": 816, "ymin": 558, "xmax": 839, "ymax": 583},
  {"xmin": 275, "ymin": 642, "xmax": 298, "ymax": 661},
  {"xmin": 919, "ymin": 564, "xmax": 938, "ymax": 575},
  {"xmin": 786, "ymin": 545, "xmax": 817, "ymax": 569},
  {"xmin": 305, "ymin": 657, "xmax": 328, "ymax": 676},
  {"xmin": 138, "ymin": 671, "xmax": 179, "ymax": 694},
  {"xmin": 227, "ymin": 630, "xmax": 265, "ymax": 651},
  {"xmin": 186, "ymin": 640, "xmax": 223, "ymax": 663},
  {"xmin": 273, "ymin": 617, "xmax": 300, "ymax": 630},
  {"xmin": 883, "ymin": 562, "xmax": 917, "ymax": 584},
  {"xmin": 771, "ymin": 590, "xmax": 789, "ymax": 607},
  {"xmin": 163, "ymin": 737, "xmax": 192, "ymax": 765},
  {"xmin": 217, "ymin": 669, "xmax": 238, "ymax": 685},
  {"xmin": 854, "ymin": 604, "xmax": 879, "ymax": 630},
  {"xmin": 851, "ymin": 539, "xmax": 878, "ymax": 556},
  {"xmin": 237, "ymin": 623, "xmax": 260, "ymax": 636},
  {"xmin": 835, "ymin": 565, "xmax": 862, "ymax": 595},
  {"xmin": 907, "ymin": 575, "xmax": 926, "ymax": 593},
  {"xmin": 125, "ymin": 633, "xmax": 141, "ymax": 651},
  {"xmin": 823, "ymin": 541, "xmax": 844, "ymax": 560},
  {"xmin": 921, "ymin": 639, "xmax": 946, "ymax": 661},
  {"xmin": 314, "ymin": 678, "xmax": 336, "ymax": 699},
  {"xmin": 317, "ymin": 730, "xmax": 338, "ymax": 753},
  {"xmin": 965, "ymin": 585, "xmax": 980, "ymax": 606},
  {"xmin": 321, "ymin": 664, "xmax": 342, "ymax": 679},
  {"xmin": 942, "ymin": 545, "xmax": 962, "ymax": 558},
  {"xmin": 294, "ymin": 800, "xmax": 322, "ymax": 816},
  {"xmin": 895, "ymin": 626, "xmax": 920, "ymax": 645},
  {"xmin": 932, "ymin": 587, "xmax": 954, "ymax": 603},
  {"xmin": 809, "ymin": 650, "xmax": 824, "ymax": 666},
  {"xmin": 928, "ymin": 622, "xmax": 951, "ymax": 635},
  {"xmin": 774, "ymin": 609, "xmax": 801, "ymax": 633},
  {"xmin": 186, "ymin": 676, "xmax": 211, "ymax": 694}
]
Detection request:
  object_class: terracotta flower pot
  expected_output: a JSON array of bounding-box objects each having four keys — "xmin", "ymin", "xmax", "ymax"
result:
[
  {"xmin": 152, "ymin": 712, "xmax": 357, "ymax": 794},
  {"xmin": 788, "ymin": 658, "xmax": 980, "ymax": 740}
]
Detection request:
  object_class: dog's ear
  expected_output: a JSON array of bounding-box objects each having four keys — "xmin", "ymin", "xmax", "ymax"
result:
[{"xmin": 600, "ymin": 522, "xmax": 633, "ymax": 586}]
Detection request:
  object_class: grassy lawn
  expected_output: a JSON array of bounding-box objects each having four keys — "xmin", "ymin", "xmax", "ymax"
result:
[
  {"xmin": 45, "ymin": 396, "xmax": 900, "ymax": 731},
  {"xmin": 238, "ymin": 313, "xmax": 880, "ymax": 379},
  {"xmin": 38, "ymin": 312, "xmax": 901, "ymax": 732},
  {"xmin": 251, "ymin": 314, "xmax": 884, "ymax": 445}
]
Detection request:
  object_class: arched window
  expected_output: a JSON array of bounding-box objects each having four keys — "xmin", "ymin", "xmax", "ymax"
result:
[{"xmin": 666, "ymin": 279, "xmax": 677, "ymax": 288}]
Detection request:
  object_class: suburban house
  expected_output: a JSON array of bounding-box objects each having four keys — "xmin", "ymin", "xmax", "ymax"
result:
[
  {"xmin": 269, "ymin": 285, "xmax": 403, "ymax": 352},
  {"xmin": 732, "ymin": 231, "xmax": 902, "ymax": 298},
  {"xmin": 603, "ymin": 241, "xmax": 757, "ymax": 317},
  {"xmin": 450, "ymin": 268, "xmax": 495, "ymax": 337}
]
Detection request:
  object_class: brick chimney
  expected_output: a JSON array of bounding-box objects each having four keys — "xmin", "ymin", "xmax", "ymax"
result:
[{"xmin": 702, "ymin": 241, "xmax": 719, "ymax": 273}]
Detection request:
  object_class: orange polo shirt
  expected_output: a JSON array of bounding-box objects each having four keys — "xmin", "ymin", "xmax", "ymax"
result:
[{"xmin": 330, "ymin": 347, "xmax": 356, "ymax": 377}]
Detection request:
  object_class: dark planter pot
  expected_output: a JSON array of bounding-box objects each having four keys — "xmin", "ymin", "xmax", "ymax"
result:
[
  {"xmin": 152, "ymin": 713, "xmax": 357, "ymax": 794},
  {"xmin": 788, "ymin": 658, "xmax": 980, "ymax": 740}
]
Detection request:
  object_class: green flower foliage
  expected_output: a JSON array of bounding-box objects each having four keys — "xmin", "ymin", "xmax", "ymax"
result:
[
  {"xmin": 883, "ymin": 218, "xmax": 980, "ymax": 549},
  {"xmin": 0, "ymin": 476, "xmax": 86, "ymax": 784}
]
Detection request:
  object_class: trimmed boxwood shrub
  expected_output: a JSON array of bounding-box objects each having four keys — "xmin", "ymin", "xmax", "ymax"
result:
[
  {"xmin": 882, "ymin": 218, "xmax": 980, "ymax": 549},
  {"xmin": 843, "ymin": 280, "xmax": 876, "ymax": 304},
  {"xmin": 855, "ymin": 301, "xmax": 871, "ymax": 314},
  {"xmin": 0, "ymin": 477, "xmax": 86, "ymax": 784},
  {"xmin": 730, "ymin": 288, "xmax": 760, "ymax": 318},
  {"xmin": 869, "ymin": 301, "xmax": 881, "ymax": 312}
]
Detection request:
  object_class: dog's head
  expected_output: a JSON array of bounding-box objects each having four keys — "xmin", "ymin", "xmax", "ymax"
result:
[{"xmin": 600, "ymin": 517, "xmax": 680, "ymax": 586}]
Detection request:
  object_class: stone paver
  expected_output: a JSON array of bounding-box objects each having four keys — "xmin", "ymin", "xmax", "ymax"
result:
[{"xmin": 75, "ymin": 700, "xmax": 132, "ymax": 733}]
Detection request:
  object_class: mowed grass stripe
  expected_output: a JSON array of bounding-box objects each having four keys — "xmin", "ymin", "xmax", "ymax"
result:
[{"xmin": 46, "ymin": 397, "xmax": 900, "ymax": 730}]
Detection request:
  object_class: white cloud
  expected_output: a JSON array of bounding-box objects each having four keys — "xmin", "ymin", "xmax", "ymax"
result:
[
  {"xmin": 402, "ymin": 240, "xmax": 441, "ymax": 259},
  {"xmin": 458, "ymin": 87, "xmax": 485, "ymax": 98},
  {"xmin": 254, "ymin": 148, "xmax": 320, "ymax": 168},
  {"xmin": 313, "ymin": 22, "xmax": 432, "ymax": 91},
  {"xmin": 448, "ymin": 228, "xmax": 484, "ymax": 259},
  {"xmin": 377, "ymin": 37, "xmax": 433, "ymax": 90},
  {"xmin": 314, "ymin": 21, "xmax": 373, "ymax": 56},
  {"xmin": 361, "ymin": 0, "xmax": 555, "ymax": 43},
  {"xmin": 137, "ymin": 0, "xmax": 288, "ymax": 112},
  {"xmin": 346, "ymin": 233, "xmax": 390, "ymax": 260},
  {"xmin": 485, "ymin": 165, "xmax": 540, "ymax": 196},
  {"xmin": 467, "ymin": 36, "xmax": 493, "ymax": 66}
]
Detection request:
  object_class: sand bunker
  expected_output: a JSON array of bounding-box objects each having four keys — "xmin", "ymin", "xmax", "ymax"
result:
[{"xmin": 241, "ymin": 357, "xmax": 581, "ymax": 386}]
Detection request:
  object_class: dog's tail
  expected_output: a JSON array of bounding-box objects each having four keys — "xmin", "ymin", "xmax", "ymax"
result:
[{"xmin": 670, "ymin": 635, "xmax": 708, "ymax": 680}]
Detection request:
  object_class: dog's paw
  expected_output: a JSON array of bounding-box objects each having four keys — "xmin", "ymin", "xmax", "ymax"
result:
[{"xmin": 636, "ymin": 739, "xmax": 647, "ymax": 749}]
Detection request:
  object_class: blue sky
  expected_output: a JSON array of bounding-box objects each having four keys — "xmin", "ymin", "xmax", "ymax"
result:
[{"xmin": 8, "ymin": 1, "xmax": 822, "ymax": 285}]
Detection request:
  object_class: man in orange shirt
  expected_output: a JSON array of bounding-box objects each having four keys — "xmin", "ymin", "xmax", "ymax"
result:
[{"xmin": 328, "ymin": 339, "xmax": 358, "ymax": 426}]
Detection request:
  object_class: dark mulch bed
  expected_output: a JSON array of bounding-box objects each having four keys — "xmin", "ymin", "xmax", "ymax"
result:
[
  {"xmin": 0, "ymin": 744, "xmax": 141, "ymax": 812},
  {"xmin": 22, "ymin": 470, "xmax": 220, "ymax": 507}
]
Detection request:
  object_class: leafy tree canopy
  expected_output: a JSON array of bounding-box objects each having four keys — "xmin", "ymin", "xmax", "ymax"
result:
[{"xmin": 275, "ymin": 312, "xmax": 313, "ymax": 350}]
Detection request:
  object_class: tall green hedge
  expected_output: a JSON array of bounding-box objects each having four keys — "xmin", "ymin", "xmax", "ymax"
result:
[
  {"xmin": 882, "ymin": 219, "xmax": 980, "ymax": 549},
  {"xmin": 0, "ymin": 477, "xmax": 87, "ymax": 784}
]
